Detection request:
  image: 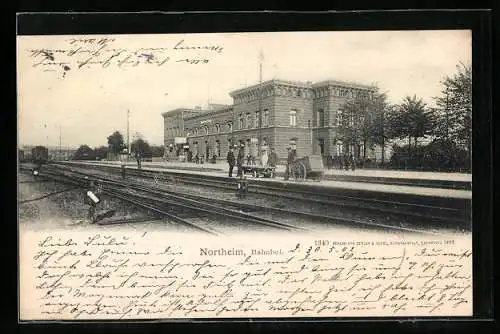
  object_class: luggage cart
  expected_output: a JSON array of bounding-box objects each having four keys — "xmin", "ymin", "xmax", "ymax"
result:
[
  {"xmin": 290, "ymin": 155, "xmax": 325, "ymax": 181},
  {"xmin": 242, "ymin": 165, "xmax": 276, "ymax": 178}
]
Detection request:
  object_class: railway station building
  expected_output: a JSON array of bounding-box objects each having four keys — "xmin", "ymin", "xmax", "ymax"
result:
[{"xmin": 163, "ymin": 78, "xmax": 380, "ymax": 163}]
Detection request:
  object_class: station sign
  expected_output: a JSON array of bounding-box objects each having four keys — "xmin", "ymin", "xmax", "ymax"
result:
[
  {"xmin": 200, "ymin": 120, "xmax": 212, "ymax": 125},
  {"xmin": 174, "ymin": 137, "xmax": 187, "ymax": 144}
]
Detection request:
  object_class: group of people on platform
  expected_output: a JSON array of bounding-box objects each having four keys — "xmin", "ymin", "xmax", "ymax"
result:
[
  {"xmin": 226, "ymin": 145, "xmax": 298, "ymax": 180},
  {"xmin": 225, "ymin": 145, "xmax": 280, "ymax": 178},
  {"xmin": 326, "ymin": 154, "xmax": 357, "ymax": 171}
]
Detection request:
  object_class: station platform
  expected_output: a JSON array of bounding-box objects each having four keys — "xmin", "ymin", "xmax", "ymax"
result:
[
  {"xmin": 60, "ymin": 161, "xmax": 472, "ymax": 200},
  {"xmin": 84, "ymin": 160, "xmax": 472, "ymax": 182}
]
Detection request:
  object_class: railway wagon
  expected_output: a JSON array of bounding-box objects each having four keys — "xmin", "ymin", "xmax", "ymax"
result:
[{"xmin": 31, "ymin": 146, "xmax": 49, "ymax": 165}]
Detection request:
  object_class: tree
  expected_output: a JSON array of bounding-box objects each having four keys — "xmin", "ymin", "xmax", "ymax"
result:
[
  {"xmin": 107, "ymin": 131, "xmax": 125, "ymax": 154},
  {"xmin": 131, "ymin": 138, "xmax": 152, "ymax": 158},
  {"xmin": 338, "ymin": 93, "xmax": 372, "ymax": 159},
  {"xmin": 366, "ymin": 91, "xmax": 391, "ymax": 164},
  {"xmin": 73, "ymin": 145, "xmax": 95, "ymax": 160},
  {"xmin": 338, "ymin": 88, "xmax": 391, "ymax": 163},
  {"xmin": 433, "ymin": 62, "xmax": 472, "ymax": 154},
  {"xmin": 389, "ymin": 95, "xmax": 435, "ymax": 156},
  {"xmin": 150, "ymin": 145, "xmax": 165, "ymax": 157},
  {"xmin": 93, "ymin": 146, "xmax": 109, "ymax": 160}
]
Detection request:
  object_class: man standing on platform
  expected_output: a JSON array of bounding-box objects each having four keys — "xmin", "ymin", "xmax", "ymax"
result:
[
  {"xmin": 284, "ymin": 146, "xmax": 296, "ymax": 181},
  {"xmin": 226, "ymin": 147, "xmax": 235, "ymax": 177},
  {"xmin": 236, "ymin": 144, "xmax": 245, "ymax": 178},
  {"xmin": 268, "ymin": 147, "xmax": 278, "ymax": 168},
  {"xmin": 135, "ymin": 151, "xmax": 142, "ymax": 170}
]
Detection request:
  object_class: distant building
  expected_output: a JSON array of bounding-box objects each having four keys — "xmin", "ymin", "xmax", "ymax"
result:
[{"xmin": 163, "ymin": 78, "xmax": 386, "ymax": 163}]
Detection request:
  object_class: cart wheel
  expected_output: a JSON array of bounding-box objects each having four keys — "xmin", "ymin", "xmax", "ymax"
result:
[{"xmin": 298, "ymin": 162, "xmax": 307, "ymax": 181}]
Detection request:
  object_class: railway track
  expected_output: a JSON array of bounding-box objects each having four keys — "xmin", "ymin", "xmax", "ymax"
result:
[
  {"xmin": 22, "ymin": 166, "xmax": 308, "ymax": 235},
  {"xmin": 52, "ymin": 161, "xmax": 471, "ymax": 226},
  {"xmin": 20, "ymin": 163, "xmax": 456, "ymax": 235}
]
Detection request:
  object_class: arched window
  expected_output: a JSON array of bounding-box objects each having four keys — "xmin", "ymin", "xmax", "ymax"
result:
[
  {"xmin": 239, "ymin": 114, "xmax": 244, "ymax": 129},
  {"xmin": 204, "ymin": 126, "xmax": 209, "ymax": 135},
  {"xmin": 335, "ymin": 110, "xmax": 342, "ymax": 127},
  {"xmin": 228, "ymin": 122, "xmax": 233, "ymax": 132},
  {"xmin": 246, "ymin": 113, "xmax": 252, "ymax": 128},
  {"xmin": 215, "ymin": 123, "xmax": 221, "ymax": 134},
  {"xmin": 317, "ymin": 108, "xmax": 325, "ymax": 127},
  {"xmin": 289, "ymin": 109, "xmax": 297, "ymax": 127},
  {"xmin": 263, "ymin": 109, "xmax": 269, "ymax": 127},
  {"xmin": 255, "ymin": 111, "xmax": 261, "ymax": 128},
  {"xmin": 336, "ymin": 140, "xmax": 344, "ymax": 155}
]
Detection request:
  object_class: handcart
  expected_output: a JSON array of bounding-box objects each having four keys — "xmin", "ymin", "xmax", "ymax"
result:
[
  {"xmin": 290, "ymin": 155, "xmax": 325, "ymax": 181},
  {"xmin": 242, "ymin": 165, "xmax": 276, "ymax": 178}
]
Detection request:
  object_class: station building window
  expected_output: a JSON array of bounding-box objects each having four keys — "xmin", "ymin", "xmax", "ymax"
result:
[
  {"xmin": 263, "ymin": 109, "xmax": 269, "ymax": 127},
  {"xmin": 349, "ymin": 115, "xmax": 354, "ymax": 126},
  {"xmin": 289, "ymin": 109, "xmax": 297, "ymax": 127},
  {"xmin": 317, "ymin": 108, "xmax": 325, "ymax": 127},
  {"xmin": 216, "ymin": 140, "xmax": 221, "ymax": 157},
  {"xmin": 239, "ymin": 115, "xmax": 244, "ymax": 129},
  {"xmin": 228, "ymin": 122, "xmax": 233, "ymax": 132},
  {"xmin": 246, "ymin": 113, "xmax": 252, "ymax": 128},
  {"xmin": 336, "ymin": 141, "xmax": 344, "ymax": 155},
  {"xmin": 255, "ymin": 111, "xmax": 261, "ymax": 128},
  {"xmin": 215, "ymin": 124, "xmax": 221, "ymax": 134},
  {"xmin": 335, "ymin": 110, "xmax": 342, "ymax": 126}
]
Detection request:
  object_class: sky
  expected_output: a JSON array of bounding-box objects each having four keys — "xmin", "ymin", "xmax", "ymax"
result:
[{"xmin": 17, "ymin": 30, "xmax": 471, "ymax": 148}]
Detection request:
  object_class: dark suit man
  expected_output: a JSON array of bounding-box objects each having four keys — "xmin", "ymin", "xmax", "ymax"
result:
[
  {"xmin": 284, "ymin": 147, "xmax": 297, "ymax": 180},
  {"xmin": 226, "ymin": 148, "xmax": 235, "ymax": 177},
  {"xmin": 268, "ymin": 148, "xmax": 278, "ymax": 167},
  {"xmin": 236, "ymin": 146, "xmax": 245, "ymax": 177}
]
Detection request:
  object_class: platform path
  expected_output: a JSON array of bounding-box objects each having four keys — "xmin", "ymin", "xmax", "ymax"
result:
[
  {"xmin": 87, "ymin": 160, "xmax": 471, "ymax": 182},
  {"xmin": 64, "ymin": 161, "xmax": 472, "ymax": 200}
]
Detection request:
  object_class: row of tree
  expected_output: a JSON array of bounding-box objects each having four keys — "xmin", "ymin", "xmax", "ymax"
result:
[
  {"xmin": 337, "ymin": 62, "xmax": 471, "ymax": 171},
  {"xmin": 73, "ymin": 131, "xmax": 164, "ymax": 161}
]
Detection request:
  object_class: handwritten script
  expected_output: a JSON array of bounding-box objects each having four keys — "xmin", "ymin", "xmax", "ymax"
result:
[
  {"xmin": 20, "ymin": 232, "xmax": 472, "ymax": 319},
  {"xmin": 26, "ymin": 37, "xmax": 224, "ymax": 77}
]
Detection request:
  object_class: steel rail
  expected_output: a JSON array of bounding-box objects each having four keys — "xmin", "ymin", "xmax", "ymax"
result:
[
  {"xmin": 34, "ymin": 164, "xmax": 449, "ymax": 235},
  {"xmin": 51, "ymin": 162, "xmax": 468, "ymax": 224}
]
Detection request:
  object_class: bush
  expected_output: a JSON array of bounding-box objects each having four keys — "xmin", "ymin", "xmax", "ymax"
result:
[{"xmin": 389, "ymin": 140, "xmax": 470, "ymax": 172}]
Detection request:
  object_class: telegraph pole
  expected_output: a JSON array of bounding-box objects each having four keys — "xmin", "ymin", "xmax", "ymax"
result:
[
  {"xmin": 258, "ymin": 49, "xmax": 264, "ymax": 158},
  {"xmin": 59, "ymin": 124, "xmax": 62, "ymax": 161},
  {"xmin": 127, "ymin": 109, "xmax": 130, "ymax": 158}
]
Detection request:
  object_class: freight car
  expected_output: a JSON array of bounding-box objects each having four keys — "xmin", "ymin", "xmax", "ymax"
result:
[{"xmin": 31, "ymin": 146, "xmax": 49, "ymax": 165}]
